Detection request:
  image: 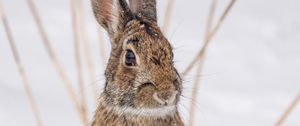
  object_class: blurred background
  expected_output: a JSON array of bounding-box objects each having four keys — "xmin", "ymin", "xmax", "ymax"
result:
[{"xmin": 0, "ymin": 0, "xmax": 299, "ymax": 126}]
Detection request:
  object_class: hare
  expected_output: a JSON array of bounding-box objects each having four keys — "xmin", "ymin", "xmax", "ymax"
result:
[{"xmin": 91, "ymin": 0, "xmax": 184, "ymax": 125}]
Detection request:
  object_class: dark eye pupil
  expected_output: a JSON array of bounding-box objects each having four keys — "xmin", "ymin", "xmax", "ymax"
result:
[{"xmin": 125, "ymin": 50, "xmax": 136, "ymax": 66}]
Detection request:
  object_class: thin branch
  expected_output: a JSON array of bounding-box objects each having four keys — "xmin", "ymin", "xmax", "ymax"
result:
[
  {"xmin": 188, "ymin": 62, "xmax": 205, "ymax": 126},
  {"xmin": 97, "ymin": 26, "xmax": 106, "ymax": 68},
  {"xmin": 76, "ymin": 0, "xmax": 98, "ymax": 104},
  {"xmin": 275, "ymin": 92, "xmax": 300, "ymax": 126},
  {"xmin": 182, "ymin": 0, "xmax": 236, "ymax": 77},
  {"xmin": 162, "ymin": 0, "xmax": 175, "ymax": 34},
  {"xmin": 25, "ymin": 0, "xmax": 87, "ymax": 125},
  {"xmin": 0, "ymin": 2, "xmax": 43, "ymax": 126},
  {"xmin": 188, "ymin": 0, "xmax": 217, "ymax": 125},
  {"xmin": 71, "ymin": 0, "xmax": 88, "ymax": 124}
]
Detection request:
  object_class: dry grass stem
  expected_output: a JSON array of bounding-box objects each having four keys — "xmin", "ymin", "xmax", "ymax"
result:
[
  {"xmin": 188, "ymin": 0, "xmax": 217, "ymax": 125},
  {"xmin": 275, "ymin": 92, "xmax": 300, "ymax": 126},
  {"xmin": 0, "ymin": 2, "xmax": 43, "ymax": 126},
  {"xmin": 26, "ymin": 0, "xmax": 87, "ymax": 125},
  {"xmin": 76, "ymin": 0, "xmax": 98, "ymax": 104},
  {"xmin": 71, "ymin": 0, "xmax": 88, "ymax": 124},
  {"xmin": 162, "ymin": 0, "xmax": 175, "ymax": 34},
  {"xmin": 182, "ymin": 0, "xmax": 236, "ymax": 77},
  {"xmin": 188, "ymin": 61, "xmax": 206, "ymax": 126},
  {"xmin": 97, "ymin": 27, "xmax": 106, "ymax": 67}
]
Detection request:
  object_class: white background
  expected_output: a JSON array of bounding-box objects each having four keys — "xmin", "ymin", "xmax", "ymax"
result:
[{"xmin": 0, "ymin": 0, "xmax": 299, "ymax": 126}]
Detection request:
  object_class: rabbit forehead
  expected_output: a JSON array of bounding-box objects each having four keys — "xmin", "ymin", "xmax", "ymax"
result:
[
  {"xmin": 120, "ymin": 21, "xmax": 176, "ymax": 82},
  {"xmin": 123, "ymin": 24, "xmax": 174, "ymax": 67}
]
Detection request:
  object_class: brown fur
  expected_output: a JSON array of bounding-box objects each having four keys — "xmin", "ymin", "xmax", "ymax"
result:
[
  {"xmin": 91, "ymin": 0, "xmax": 184, "ymax": 125},
  {"xmin": 92, "ymin": 103, "xmax": 184, "ymax": 126}
]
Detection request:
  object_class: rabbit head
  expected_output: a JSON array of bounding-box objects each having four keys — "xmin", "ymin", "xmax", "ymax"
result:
[{"xmin": 92, "ymin": 0, "xmax": 182, "ymax": 111}]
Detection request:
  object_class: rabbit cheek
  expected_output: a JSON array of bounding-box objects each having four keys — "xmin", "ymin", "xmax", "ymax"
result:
[{"xmin": 119, "ymin": 92, "xmax": 135, "ymax": 107}]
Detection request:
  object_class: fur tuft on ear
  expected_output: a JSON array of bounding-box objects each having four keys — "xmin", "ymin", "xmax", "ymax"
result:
[
  {"xmin": 129, "ymin": 0, "xmax": 157, "ymax": 23},
  {"xmin": 92, "ymin": 0, "xmax": 133, "ymax": 37}
]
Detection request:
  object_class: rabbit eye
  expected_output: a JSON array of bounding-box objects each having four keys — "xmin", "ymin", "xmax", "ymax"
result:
[{"xmin": 125, "ymin": 50, "xmax": 136, "ymax": 66}]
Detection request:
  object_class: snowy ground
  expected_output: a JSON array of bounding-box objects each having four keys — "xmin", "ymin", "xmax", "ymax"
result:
[{"xmin": 0, "ymin": 0, "xmax": 299, "ymax": 126}]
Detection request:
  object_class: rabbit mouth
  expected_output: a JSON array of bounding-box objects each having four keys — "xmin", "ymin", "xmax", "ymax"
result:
[{"xmin": 153, "ymin": 91, "xmax": 178, "ymax": 106}]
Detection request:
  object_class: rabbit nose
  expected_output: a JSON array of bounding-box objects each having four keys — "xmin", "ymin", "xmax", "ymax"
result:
[{"xmin": 153, "ymin": 91, "xmax": 178, "ymax": 105}]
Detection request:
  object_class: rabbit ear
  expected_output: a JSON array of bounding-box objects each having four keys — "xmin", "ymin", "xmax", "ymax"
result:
[
  {"xmin": 92, "ymin": 0, "xmax": 133, "ymax": 37},
  {"xmin": 129, "ymin": 0, "xmax": 157, "ymax": 23}
]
